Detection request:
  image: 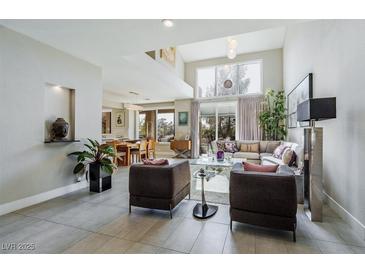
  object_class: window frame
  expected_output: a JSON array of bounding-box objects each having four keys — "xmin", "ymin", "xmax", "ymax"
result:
[
  {"xmin": 157, "ymin": 109, "xmax": 175, "ymax": 142},
  {"xmin": 199, "ymin": 101, "xmax": 238, "ymax": 143},
  {"xmin": 195, "ymin": 59, "xmax": 263, "ymax": 100}
]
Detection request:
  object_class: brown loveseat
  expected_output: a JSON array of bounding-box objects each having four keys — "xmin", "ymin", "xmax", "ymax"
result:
[
  {"xmin": 129, "ymin": 159, "xmax": 191, "ymax": 218},
  {"xmin": 229, "ymin": 163, "xmax": 297, "ymax": 241}
]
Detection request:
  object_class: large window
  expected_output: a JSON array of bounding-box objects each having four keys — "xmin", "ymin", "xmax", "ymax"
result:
[
  {"xmin": 200, "ymin": 102, "xmax": 236, "ymax": 153},
  {"xmin": 138, "ymin": 112, "xmax": 147, "ymax": 138},
  {"xmin": 196, "ymin": 60, "xmax": 262, "ymax": 98},
  {"xmin": 139, "ymin": 110, "xmax": 156, "ymax": 139},
  {"xmin": 157, "ymin": 109, "xmax": 175, "ymax": 142}
]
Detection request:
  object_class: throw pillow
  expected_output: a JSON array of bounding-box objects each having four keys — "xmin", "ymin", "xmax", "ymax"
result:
[
  {"xmin": 273, "ymin": 144, "xmax": 287, "ymax": 159},
  {"xmin": 142, "ymin": 159, "xmax": 169, "ymax": 165},
  {"xmin": 240, "ymin": 142, "xmax": 260, "ymax": 153},
  {"xmin": 282, "ymin": 148, "xmax": 294, "ymax": 165},
  {"xmin": 243, "ymin": 162, "xmax": 279, "ymax": 173},
  {"xmin": 224, "ymin": 142, "xmax": 238, "ymax": 153},
  {"xmin": 216, "ymin": 141, "xmax": 225, "ymax": 151},
  {"xmin": 288, "ymin": 150, "xmax": 297, "ymax": 167}
]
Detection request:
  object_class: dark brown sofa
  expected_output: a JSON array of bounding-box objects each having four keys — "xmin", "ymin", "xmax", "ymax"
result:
[
  {"xmin": 229, "ymin": 163, "xmax": 297, "ymax": 241},
  {"xmin": 129, "ymin": 159, "xmax": 191, "ymax": 218}
]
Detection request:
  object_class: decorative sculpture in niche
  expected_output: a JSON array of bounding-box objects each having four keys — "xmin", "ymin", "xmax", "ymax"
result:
[{"xmin": 51, "ymin": 118, "xmax": 69, "ymax": 140}]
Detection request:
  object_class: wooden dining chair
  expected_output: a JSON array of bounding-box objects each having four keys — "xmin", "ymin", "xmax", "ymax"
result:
[
  {"xmin": 147, "ymin": 139, "xmax": 156, "ymax": 159},
  {"xmin": 138, "ymin": 140, "xmax": 148, "ymax": 161},
  {"xmin": 106, "ymin": 141, "xmax": 127, "ymax": 166}
]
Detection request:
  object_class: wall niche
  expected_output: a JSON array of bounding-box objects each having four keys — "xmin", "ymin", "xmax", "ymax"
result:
[{"xmin": 44, "ymin": 83, "xmax": 77, "ymax": 143}]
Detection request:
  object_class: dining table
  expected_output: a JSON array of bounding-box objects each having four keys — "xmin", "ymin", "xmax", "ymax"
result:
[{"xmin": 115, "ymin": 140, "xmax": 140, "ymax": 166}]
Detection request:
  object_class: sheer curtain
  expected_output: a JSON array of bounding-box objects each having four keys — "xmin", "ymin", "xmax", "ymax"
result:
[
  {"xmin": 191, "ymin": 100, "xmax": 200, "ymax": 158},
  {"xmin": 237, "ymin": 95, "xmax": 264, "ymax": 140}
]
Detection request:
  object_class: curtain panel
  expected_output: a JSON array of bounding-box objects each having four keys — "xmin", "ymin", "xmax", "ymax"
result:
[
  {"xmin": 190, "ymin": 100, "xmax": 200, "ymax": 158},
  {"xmin": 237, "ymin": 95, "xmax": 264, "ymax": 140}
]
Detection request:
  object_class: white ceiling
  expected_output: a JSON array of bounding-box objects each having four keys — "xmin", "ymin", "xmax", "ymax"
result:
[
  {"xmin": 178, "ymin": 27, "xmax": 286, "ymax": 63},
  {"xmin": 0, "ymin": 19, "xmax": 306, "ymax": 103}
]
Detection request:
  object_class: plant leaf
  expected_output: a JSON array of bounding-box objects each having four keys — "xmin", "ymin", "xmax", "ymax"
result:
[
  {"xmin": 77, "ymin": 154, "xmax": 85, "ymax": 162},
  {"xmin": 87, "ymin": 138, "xmax": 96, "ymax": 147},
  {"xmin": 101, "ymin": 164, "xmax": 113, "ymax": 175},
  {"xmin": 84, "ymin": 143, "xmax": 96, "ymax": 153},
  {"xmin": 73, "ymin": 163, "xmax": 85, "ymax": 174},
  {"xmin": 68, "ymin": 151, "xmax": 84, "ymax": 157}
]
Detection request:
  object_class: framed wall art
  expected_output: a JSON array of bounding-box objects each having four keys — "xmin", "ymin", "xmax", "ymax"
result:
[
  {"xmin": 178, "ymin": 111, "xmax": 188, "ymax": 126},
  {"xmin": 115, "ymin": 110, "xmax": 125, "ymax": 128},
  {"xmin": 287, "ymin": 73, "xmax": 313, "ymax": 128}
]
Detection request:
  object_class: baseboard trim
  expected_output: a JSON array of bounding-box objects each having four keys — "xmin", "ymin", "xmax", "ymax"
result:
[
  {"xmin": 0, "ymin": 181, "xmax": 88, "ymax": 216},
  {"xmin": 323, "ymin": 191, "xmax": 365, "ymax": 240}
]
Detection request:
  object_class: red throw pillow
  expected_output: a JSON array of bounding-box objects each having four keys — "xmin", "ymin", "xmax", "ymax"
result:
[
  {"xmin": 142, "ymin": 159, "xmax": 169, "ymax": 165},
  {"xmin": 243, "ymin": 162, "xmax": 279, "ymax": 173}
]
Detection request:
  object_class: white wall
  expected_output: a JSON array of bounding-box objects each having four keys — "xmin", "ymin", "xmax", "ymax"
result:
[
  {"xmin": 0, "ymin": 26, "xmax": 102, "ymax": 207},
  {"xmin": 284, "ymin": 20, "xmax": 365, "ymax": 236},
  {"xmin": 185, "ymin": 48, "xmax": 283, "ymax": 96},
  {"xmin": 110, "ymin": 108, "xmax": 133, "ymax": 138}
]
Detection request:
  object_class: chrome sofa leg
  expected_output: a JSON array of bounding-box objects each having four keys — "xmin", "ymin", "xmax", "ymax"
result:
[{"xmin": 169, "ymin": 204, "xmax": 173, "ymax": 219}]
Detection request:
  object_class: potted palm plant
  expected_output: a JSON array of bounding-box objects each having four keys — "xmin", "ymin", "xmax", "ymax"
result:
[
  {"xmin": 259, "ymin": 89, "xmax": 287, "ymax": 141},
  {"xmin": 68, "ymin": 139, "xmax": 116, "ymax": 192}
]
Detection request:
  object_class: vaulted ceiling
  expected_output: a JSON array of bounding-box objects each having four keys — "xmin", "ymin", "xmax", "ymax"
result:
[{"xmin": 0, "ymin": 19, "xmax": 307, "ymax": 103}]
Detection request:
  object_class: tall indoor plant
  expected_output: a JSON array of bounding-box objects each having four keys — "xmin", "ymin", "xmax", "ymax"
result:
[
  {"xmin": 68, "ymin": 139, "xmax": 116, "ymax": 192},
  {"xmin": 259, "ymin": 89, "xmax": 287, "ymax": 140}
]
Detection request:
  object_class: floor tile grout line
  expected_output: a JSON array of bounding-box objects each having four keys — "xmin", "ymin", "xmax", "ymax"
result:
[
  {"xmin": 0, "ymin": 214, "xmax": 93, "ymax": 254},
  {"xmin": 11, "ymin": 209, "xmax": 365, "ymax": 251},
  {"xmin": 220, "ymin": 223, "xmax": 230, "ymax": 254},
  {"xmin": 188, "ymin": 221, "xmax": 206, "ymax": 254},
  {"xmin": 12, "ymin": 210, "xmax": 127, "ymax": 244}
]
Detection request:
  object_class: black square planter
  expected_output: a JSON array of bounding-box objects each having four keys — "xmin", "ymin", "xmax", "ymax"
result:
[{"xmin": 89, "ymin": 162, "xmax": 112, "ymax": 193}]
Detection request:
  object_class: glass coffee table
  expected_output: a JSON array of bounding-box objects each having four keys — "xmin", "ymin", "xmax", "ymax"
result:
[{"xmin": 189, "ymin": 157, "xmax": 245, "ymax": 219}]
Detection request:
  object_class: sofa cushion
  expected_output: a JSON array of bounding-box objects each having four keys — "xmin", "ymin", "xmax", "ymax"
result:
[
  {"xmin": 261, "ymin": 141, "xmax": 281, "ymax": 153},
  {"xmin": 236, "ymin": 140, "xmax": 259, "ymax": 149},
  {"xmin": 259, "ymin": 152, "xmax": 272, "ymax": 158},
  {"xmin": 261, "ymin": 155, "xmax": 284, "ymax": 166},
  {"xmin": 276, "ymin": 164, "xmax": 295, "ymax": 175},
  {"xmin": 239, "ymin": 142, "xmax": 259, "ymax": 153},
  {"xmin": 243, "ymin": 162, "xmax": 279, "ymax": 173},
  {"xmin": 233, "ymin": 152, "xmax": 260, "ymax": 160}
]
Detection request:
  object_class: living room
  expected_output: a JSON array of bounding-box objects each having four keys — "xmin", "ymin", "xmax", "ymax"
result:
[{"xmin": 0, "ymin": 1, "xmax": 364, "ymax": 273}]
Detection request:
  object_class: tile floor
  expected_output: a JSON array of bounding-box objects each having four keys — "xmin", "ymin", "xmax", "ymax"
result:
[{"xmin": 0, "ymin": 167, "xmax": 364, "ymax": 254}]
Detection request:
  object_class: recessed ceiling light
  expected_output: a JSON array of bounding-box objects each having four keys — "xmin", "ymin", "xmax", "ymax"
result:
[{"xmin": 161, "ymin": 19, "xmax": 174, "ymax": 28}]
